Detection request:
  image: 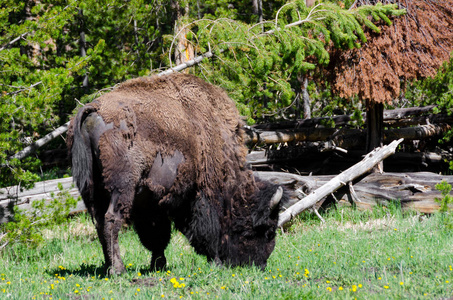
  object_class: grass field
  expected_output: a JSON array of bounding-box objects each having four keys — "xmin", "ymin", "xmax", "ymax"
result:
[{"xmin": 1, "ymin": 205, "xmax": 453, "ymax": 299}]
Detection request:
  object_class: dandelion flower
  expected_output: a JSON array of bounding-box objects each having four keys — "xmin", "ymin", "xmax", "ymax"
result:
[{"xmin": 339, "ymin": 287, "xmax": 343, "ymax": 291}]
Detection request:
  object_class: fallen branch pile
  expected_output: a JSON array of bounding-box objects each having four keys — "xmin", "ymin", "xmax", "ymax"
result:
[{"xmin": 245, "ymin": 105, "xmax": 452, "ymax": 147}]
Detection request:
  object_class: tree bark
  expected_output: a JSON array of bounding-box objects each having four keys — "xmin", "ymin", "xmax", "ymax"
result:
[
  {"xmin": 366, "ymin": 101, "xmax": 384, "ymax": 152},
  {"xmin": 173, "ymin": 1, "xmax": 194, "ymax": 68},
  {"xmin": 277, "ymin": 138, "xmax": 403, "ymax": 227},
  {"xmin": 302, "ymin": 76, "xmax": 311, "ymax": 119}
]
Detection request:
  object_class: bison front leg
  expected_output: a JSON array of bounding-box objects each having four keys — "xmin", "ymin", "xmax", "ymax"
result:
[{"xmin": 103, "ymin": 191, "xmax": 126, "ymax": 275}]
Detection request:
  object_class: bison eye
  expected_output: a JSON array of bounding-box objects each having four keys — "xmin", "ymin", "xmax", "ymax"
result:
[{"xmin": 265, "ymin": 229, "xmax": 276, "ymax": 240}]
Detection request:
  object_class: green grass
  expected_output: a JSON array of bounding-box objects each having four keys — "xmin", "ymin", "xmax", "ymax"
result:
[{"xmin": 1, "ymin": 206, "xmax": 453, "ymax": 299}]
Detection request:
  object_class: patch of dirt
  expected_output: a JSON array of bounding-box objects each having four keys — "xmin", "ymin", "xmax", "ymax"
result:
[{"xmin": 131, "ymin": 277, "xmax": 160, "ymax": 288}]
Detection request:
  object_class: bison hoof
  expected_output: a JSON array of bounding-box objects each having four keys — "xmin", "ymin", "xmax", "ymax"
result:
[{"xmin": 106, "ymin": 265, "xmax": 126, "ymax": 276}]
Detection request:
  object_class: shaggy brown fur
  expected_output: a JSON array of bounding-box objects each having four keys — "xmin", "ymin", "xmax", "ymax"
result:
[{"xmin": 67, "ymin": 73, "xmax": 287, "ymax": 274}]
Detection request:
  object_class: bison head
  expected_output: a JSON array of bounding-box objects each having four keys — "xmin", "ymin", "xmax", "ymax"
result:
[{"xmin": 217, "ymin": 179, "xmax": 286, "ymax": 269}]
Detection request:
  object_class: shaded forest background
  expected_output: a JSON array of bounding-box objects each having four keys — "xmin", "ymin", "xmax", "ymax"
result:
[{"xmin": 0, "ymin": 0, "xmax": 452, "ymax": 189}]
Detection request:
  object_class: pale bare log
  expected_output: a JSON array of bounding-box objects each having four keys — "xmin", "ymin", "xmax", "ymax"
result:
[
  {"xmin": 385, "ymin": 124, "xmax": 451, "ymax": 141},
  {"xmin": 0, "ymin": 177, "xmax": 82, "ymax": 224},
  {"xmin": 246, "ymin": 124, "xmax": 450, "ymax": 145},
  {"xmin": 158, "ymin": 52, "xmax": 214, "ymax": 76},
  {"xmin": 6, "ymin": 122, "xmax": 70, "ymax": 163},
  {"xmin": 256, "ymin": 170, "xmax": 453, "ymax": 214},
  {"xmin": 277, "ymin": 138, "xmax": 404, "ymax": 227}
]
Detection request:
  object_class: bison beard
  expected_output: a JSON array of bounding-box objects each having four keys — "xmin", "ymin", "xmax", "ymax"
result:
[{"xmin": 67, "ymin": 73, "xmax": 287, "ymax": 275}]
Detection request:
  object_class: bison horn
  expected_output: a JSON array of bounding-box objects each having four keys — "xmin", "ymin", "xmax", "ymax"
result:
[{"xmin": 269, "ymin": 186, "xmax": 283, "ymax": 210}]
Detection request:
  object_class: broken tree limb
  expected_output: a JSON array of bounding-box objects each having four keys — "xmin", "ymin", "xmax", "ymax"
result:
[
  {"xmin": 157, "ymin": 51, "xmax": 215, "ymax": 76},
  {"xmin": 0, "ymin": 32, "xmax": 29, "ymax": 51},
  {"xmin": 277, "ymin": 138, "xmax": 404, "ymax": 227},
  {"xmin": 5, "ymin": 122, "xmax": 70, "ymax": 163}
]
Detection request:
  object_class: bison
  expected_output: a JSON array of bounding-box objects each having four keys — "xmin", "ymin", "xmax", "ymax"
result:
[{"xmin": 67, "ymin": 73, "xmax": 287, "ymax": 275}]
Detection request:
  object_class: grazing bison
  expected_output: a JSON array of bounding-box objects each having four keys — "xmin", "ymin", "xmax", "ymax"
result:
[{"xmin": 67, "ymin": 73, "xmax": 287, "ymax": 275}]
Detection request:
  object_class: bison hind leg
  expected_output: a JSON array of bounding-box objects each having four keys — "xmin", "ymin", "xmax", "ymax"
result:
[{"xmin": 132, "ymin": 190, "xmax": 171, "ymax": 271}]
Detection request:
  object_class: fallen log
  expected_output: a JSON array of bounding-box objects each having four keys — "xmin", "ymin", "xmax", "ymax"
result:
[
  {"xmin": 0, "ymin": 177, "xmax": 83, "ymax": 224},
  {"xmin": 245, "ymin": 124, "xmax": 451, "ymax": 146},
  {"xmin": 253, "ymin": 105, "xmax": 439, "ymax": 130},
  {"xmin": 341, "ymin": 172, "xmax": 453, "ymax": 213},
  {"xmin": 277, "ymin": 138, "xmax": 404, "ymax": 227},
  {"xmin": 256, "ymin": 171, "xmax": 453, "ymax": 214}
]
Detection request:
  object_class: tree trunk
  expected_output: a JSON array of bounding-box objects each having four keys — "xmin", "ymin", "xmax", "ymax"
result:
[
  {"xmin": 302, "ymin": 76, "xmax": 311, "ymax": 119},
  {"xmin": 366, "ymin": 100, "xmax": 384, "ymax": 172},
  {"xmin": 173, "ymin": 1, "xmax": 194, "ymax": 68},
  {"xmin": 79, "ymin": 9, "xmax": 88, "ymax": 90}
]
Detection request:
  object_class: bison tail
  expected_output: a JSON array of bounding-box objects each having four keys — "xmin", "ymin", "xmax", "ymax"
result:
[{"xmin": 68, "ymin": 104, "xmax": 97, "ymax": 203}]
